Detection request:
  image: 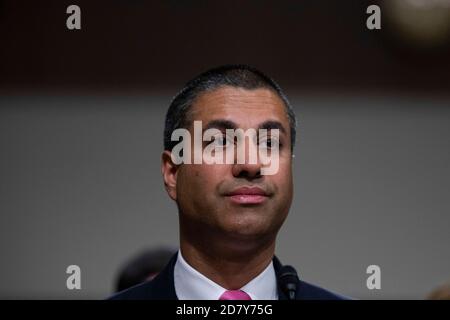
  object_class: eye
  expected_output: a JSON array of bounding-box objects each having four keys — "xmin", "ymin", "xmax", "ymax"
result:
[
  {"xmin": 211, "ymin": 134, "xmax": 231, "ymax": 147},
  {"xmin": 259, "ymin": 136, "xmax": 280, "ymax": 149}
]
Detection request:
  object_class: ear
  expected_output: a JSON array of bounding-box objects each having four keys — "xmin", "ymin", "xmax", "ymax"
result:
[{"xmin": 161, "ymin": 150, "xmax": 179, "ymax": 201}]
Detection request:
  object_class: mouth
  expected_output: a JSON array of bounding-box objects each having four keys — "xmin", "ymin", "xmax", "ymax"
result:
[{"xmin": 225, "ymin": 187, "xmax": 269, "ymax": 205}]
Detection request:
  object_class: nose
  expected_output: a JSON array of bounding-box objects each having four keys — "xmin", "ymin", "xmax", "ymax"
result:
[
  {"xmin": 231, "ymin": 138, "xmax": 263, "ymax": 179},
  {"xmin": 232, "ymin": 161, "xmax": 262, "ymax": 179}
]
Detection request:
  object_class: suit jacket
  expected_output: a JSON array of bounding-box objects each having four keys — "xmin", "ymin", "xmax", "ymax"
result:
[{"xmin": 109, "ymin": 253, "xmax": 345, "ymax": 300}]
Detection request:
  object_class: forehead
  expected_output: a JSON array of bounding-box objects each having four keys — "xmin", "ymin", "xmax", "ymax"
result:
[{"xmin": 189, "ymin": 86, "xmax": 289, "ymax": 126}]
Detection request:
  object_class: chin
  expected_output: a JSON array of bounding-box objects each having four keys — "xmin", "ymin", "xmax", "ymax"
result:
[{"xmin": 220, "ymin": 220, "xmax": 273, "ymax": 240}]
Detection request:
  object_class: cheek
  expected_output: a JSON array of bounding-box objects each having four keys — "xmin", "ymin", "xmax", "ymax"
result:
[
  {"xmin": 274, "ymin": 160, "xmax": 293, "ymax": 200},
  {"xmin": 178, "ymin": 164, "xmax": 229, "ymax": 198},
  {"xmin": 199, "ymin": 163, "xmax": 232, "ymax": 181},
  {"xmin": 177, "ymin": 166, "xmax": 201, "ymax": 195}
]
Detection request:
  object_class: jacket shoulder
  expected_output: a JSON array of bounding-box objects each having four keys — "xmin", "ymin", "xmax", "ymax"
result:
[{"xmin": 108, "ymin": 280, "xmax": 160, "ymax": 300}]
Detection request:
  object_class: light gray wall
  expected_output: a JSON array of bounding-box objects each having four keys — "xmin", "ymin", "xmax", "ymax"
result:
[{"xmin": 1, "ymin": 93, "xmax": 449, "ymax": 299}]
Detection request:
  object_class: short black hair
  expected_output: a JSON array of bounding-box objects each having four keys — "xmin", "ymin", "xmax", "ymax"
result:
[{"xmin": 163, "ymin": 64, "xmax": 297, "ymax": 152}]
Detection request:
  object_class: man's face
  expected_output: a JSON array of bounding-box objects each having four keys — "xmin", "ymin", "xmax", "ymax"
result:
[{"xmin": 163, "ymin": 86, "xmax": 293, "ymax": 241}]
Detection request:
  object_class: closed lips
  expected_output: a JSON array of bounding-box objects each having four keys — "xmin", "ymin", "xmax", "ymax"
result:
[
  {"xmin": 227, "ymin": 187, "xmax": 268, "ymax": 196},
  {"xmin": 226, "ymin": 187, "xmax": 269, "ymax": 204}
]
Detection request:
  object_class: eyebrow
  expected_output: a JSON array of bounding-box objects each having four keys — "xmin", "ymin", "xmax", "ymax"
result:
[
  {"xmin": 203, "ymin": 119, "xmax": 287, "ymax": 135},
  {"xmin": 258, "ymin": 120, "xmax": 287, "ymax": 135},
  {"xmin": 203, "ymin": 119, "xmax": 237, "ymax": 132}
]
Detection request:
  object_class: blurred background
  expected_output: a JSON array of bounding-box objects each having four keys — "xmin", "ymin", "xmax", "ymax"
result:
[{"xmin": 0, "ymin": 0, "xmax": 449, "ymax": 299}]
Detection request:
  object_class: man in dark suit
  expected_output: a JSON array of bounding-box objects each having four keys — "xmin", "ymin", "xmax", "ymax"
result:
[{"xmin": 110, "ymin": 65, "xmax": 345, "ymax": 300}]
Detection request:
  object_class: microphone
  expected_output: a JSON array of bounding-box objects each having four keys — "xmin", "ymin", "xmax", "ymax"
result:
[{"xmin": 279, "ymin": 265, "xmax": 299, "ymax": 300}]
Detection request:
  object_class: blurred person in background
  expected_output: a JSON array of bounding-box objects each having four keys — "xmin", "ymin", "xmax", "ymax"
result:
[
  {"xmin": 427, "ymin": 281, "xmax": 450, "ymax": 300},
  {"xmin": 115, "ymin": 247, "xmax": 175, "ymax": 292}
]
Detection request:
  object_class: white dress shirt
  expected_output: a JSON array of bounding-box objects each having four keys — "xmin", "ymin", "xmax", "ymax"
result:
[{"xmin": 174, "ymin": 250, "xmax": 278, "ymax": 300}]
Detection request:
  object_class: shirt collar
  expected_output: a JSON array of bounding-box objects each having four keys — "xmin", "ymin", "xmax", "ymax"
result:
[{"xmin": 174, "ymin": 250, "xmax": 278, "ymax": 300}]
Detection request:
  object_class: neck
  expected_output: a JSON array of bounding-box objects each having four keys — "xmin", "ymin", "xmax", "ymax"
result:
[{"xmin": 180, "ymin": 226, "xmax": 276, "ymax": 290}]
